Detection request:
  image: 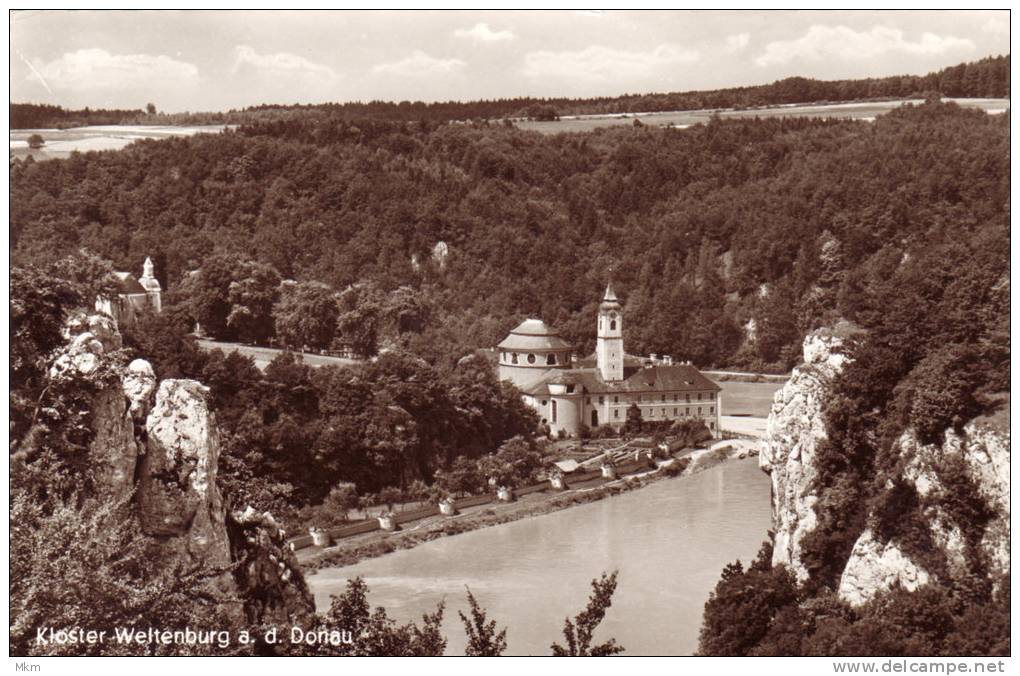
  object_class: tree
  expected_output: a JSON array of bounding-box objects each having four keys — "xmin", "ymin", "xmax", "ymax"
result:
[
  {"xmin": 476, "ymin": 435, "xmax": 544, "ymax": 488},
  {"xmin": 435, "ymin": 456, "xmax": 484, "ymax": 497},
  {"xmin": 146, "ymin": 102, "xmax": 157, "ymax": 115},
  {"xmin": 273, "ymin": 280, "xmax": 339, "ymax": 350},
  {"xmin": 226, "ymin": 262, "xmax": 282, "ymax": 344},
  {"xmin": 460, "ymin": 589, "xmax": 508, "ymax": 656},
  {"xmin": 299, "ymin": 577, "xmax": 446, "ymax": 656},
  {"xmin": 322, "ymin": 482, "xmax": 359, "ymax": 522},
  {"xmin": 27, "ymin": 133, "xmax": 44, "ymax": 149},
  {"xmin": 551, "ymin": 571, "xmax": 624, "ymax": 656},
  {"xmin": 623, "ymin": 403, "xmax": 643, "ymax": 436}
]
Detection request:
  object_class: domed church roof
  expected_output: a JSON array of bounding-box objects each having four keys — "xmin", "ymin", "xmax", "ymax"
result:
[{"xmin": 497, "ymin": 319, "xmax": 573, "ymax": 352}]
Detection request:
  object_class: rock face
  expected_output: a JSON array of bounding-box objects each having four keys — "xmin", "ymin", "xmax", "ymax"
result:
[
  {"xmin": 838, "ymin": 529, "xmax": 931, "ymax": 605},
  {"xmin": 763, "ymin": 325, "xmax": 1010, "ymax": 606},
  {"xmin": 759, "ymin": 328, "xmax": 849, "ymax": 581},
  {"xmin": 52, "ymin": 314, "xmax": 315, "ymax": 627},
  {"xmin": 839, "ymin": 423, "xmax": 1010, "ymax": 606}
]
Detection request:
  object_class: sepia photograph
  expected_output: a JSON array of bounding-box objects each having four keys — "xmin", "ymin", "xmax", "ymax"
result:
[{"xmin": 7, "ymin": 7, "xmax": 1011, "ymax": 664}]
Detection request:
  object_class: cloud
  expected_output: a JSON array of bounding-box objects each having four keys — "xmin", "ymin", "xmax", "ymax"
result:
[
  {"xmin": 522, "ymin": 44, "xmax": 699, "ymax": 82},
  {"xmin": 372, "ymin": 50, "xmax": 466, "ymax": 77},
  {"xmin": 232, "ymin": 45, "xmax": 338, "ymax": 81},
  {"xmin": 454, "ymin": 22, "xmax": 514, "ymax": 43},
  {"xmin": 755, "ymin": 25, "xmax": 975, "ymax": 67},
  {"xmin": 29, "ymin": 48, "xmax": 198, "ymax": 92},
  {"xmin": 982, "ymin": 17, "xmax": 1009, "ymax": 36},
  {"xmin": 725, "ymin": 33, "xmax": 750, "ymax": 53}
]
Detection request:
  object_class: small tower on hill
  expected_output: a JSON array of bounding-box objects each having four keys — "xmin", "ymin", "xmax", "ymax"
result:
[{"xmin": 138, "ymin": 256, "xmax": 162, "ymax": 313}]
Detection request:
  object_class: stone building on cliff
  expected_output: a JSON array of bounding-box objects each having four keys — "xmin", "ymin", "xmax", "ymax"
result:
[
  {"xmin": 95, "ymin": 257, "xmax": 162, "ymax": 328},
  {"xmin": 497, "ymin": 282, "xmax": 721, "ymax": 437}
]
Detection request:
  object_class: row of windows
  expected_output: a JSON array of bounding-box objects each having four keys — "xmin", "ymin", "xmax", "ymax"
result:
[
  {"xmin": 609, "ymin": 406, "xmax": 714, "ymax": 418},
  {"xmin": 501, "ymin": 351, "xmax": 567, "ymax": 366},
  {"xmin": 587, "ymin": 392, "xmax": 714, "ymax": 405}
]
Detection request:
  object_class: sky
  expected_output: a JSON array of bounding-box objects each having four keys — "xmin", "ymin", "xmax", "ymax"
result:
[{"xmin": 9, "ymin": 10, "xmax": 1011, "ymax": 113}]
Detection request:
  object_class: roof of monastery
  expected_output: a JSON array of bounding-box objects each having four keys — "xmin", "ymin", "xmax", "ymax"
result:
[
  {"xmin": 519, "ymin": 362, "xmax": 721, "ymax": 397},
  {"xmin": 497, "ymin": 319, "xmax": 573, "ymax": 352},
  {"xmin": 113, "ymin": 272, "xmax": 148, "ymax": 295}
]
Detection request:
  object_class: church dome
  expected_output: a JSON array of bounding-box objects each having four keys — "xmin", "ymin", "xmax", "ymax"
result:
[{"xmin": 497, "ymin": 319, "xmax": 572, "ymax": 352}]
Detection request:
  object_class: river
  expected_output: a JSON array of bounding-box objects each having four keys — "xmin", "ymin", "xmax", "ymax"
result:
[{"xmin": 306, "ymin": 457, "xmax": 772, "ymax": 655}]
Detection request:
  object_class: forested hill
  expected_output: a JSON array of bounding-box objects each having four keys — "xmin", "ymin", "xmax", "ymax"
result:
[
  {"xmin": 10, "ymin": 99, "xmax": 1009, "ymax": 373},
  {"xmin": 10, "ymin": 54, "xmax": 1009, "ymax": 128}
]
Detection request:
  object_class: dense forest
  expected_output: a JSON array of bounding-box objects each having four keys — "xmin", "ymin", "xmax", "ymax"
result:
[
  {"xmin": 11, "ymin": 98, "xmax": 1010, "ymax": 374},
  {"xmin": 10, "ymin": 54, "xmax": 1009, "ymax": 128}
]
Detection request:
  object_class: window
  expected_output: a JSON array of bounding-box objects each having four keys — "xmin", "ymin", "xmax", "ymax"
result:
[
  {"xmin": 552, "ymin": 400, "xmax": 557, "ymax": 423},
  {"xmin": 614, "ymin": 409, "xmax": 619, "ymax": 419},
  {"xmin": 610, "ymin": 320, "xmax": 616, "ymax": 331},
  {"xmin": 541, "ymin": 400, "xmax": 547, "ymax": 406},
  {"xmin": 685, "ymin": 393, "xmax": 690, "ymax": 402},
  {"xmin": 546, "ymin": 354, "xmax": 556, "ymax": 365},
  {"xmin": 673, "ymin": 408, "xmax": 678, "ymax": 415},
  {"xmin": 661, "ymin": 409, "xmax": 666, "ymax": 417},
  {"xmin": 501, "ymin": 351, "xmax": 506, "ymax": 362},
  {"xmin": 697, "ymin": 393, "xmax": 702, "ymax": 401},
  {"xmin": 686, "ymin": 407, "xmax": 690, "ymax": 415},
  {"xmin": 661, "ymin": 394, "xmax": 666, "ymax": 402},
  {"xmin": 710, "ymin": 422, "xmax": 715, "ymax": 430},
  {"xmin": 566, "ymin": 385, "xmax": 575, "ymax": 393},
  {"xmin": 698, "ymin": 407, "xmax": 702, "ymax": 414},
  {"xmin": 598, "ymin": 396, "xmax": 605, "ymax": 404},
  {"xmin": 710, "ymin": 407, "xmax": 714, "ymax": 414},
  {"xmin": 512, "ymin": 353, "xmax": 519, "ymax": 364},
  {"xmin": 527, "ymin": 353, "xmax": 536, "ymax": 364},
  {"xmin": 673, "ymin": 393, "xmax": 678, "ymax": 402},
  {"xmin": 613, "ymin": 396, "xmax": 619, "ymax": 403}
]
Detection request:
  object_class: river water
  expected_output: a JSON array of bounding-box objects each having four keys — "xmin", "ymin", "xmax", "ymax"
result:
[{"xmin": 306, "ymin": 457, "xmax": 772, "ymax": 655}]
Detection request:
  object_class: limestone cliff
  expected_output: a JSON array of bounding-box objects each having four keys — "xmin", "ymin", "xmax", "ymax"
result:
[
  {"xmin": 759, "ymin": 327, "xmax": 850, "ymax": 581},
  {"xmin": 838, "ymin": 423, "xmax": 1010, "ymax": 605},
  {"xmin": 761, "ymin": 325, "xmax": 1010, "ymax": 606},
  {"xmin": 52, "ymin": 313, "xmax": 315, "ymax": 626}
]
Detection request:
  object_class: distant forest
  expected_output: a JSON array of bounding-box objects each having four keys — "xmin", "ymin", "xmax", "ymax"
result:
[
  {"xmin": 10, "ymin": 54, "xmax": 1009, "ymax": 129},
  {"xmin": 10, "ymin": 98, "xmax": 1009, "ymax": 376}
]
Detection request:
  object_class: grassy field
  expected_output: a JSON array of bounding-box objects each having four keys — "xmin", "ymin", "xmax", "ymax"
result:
[
  {"xmin": 9, "ymin": 125, "xmax": 228, "ymax": 161},
  {"xmin": 515, "ymin": 97, "xmax": 1009, "ymax": 135},
  {"xmin": 713, "ymin": 378, "xmax": 785, "ymax": 418}
]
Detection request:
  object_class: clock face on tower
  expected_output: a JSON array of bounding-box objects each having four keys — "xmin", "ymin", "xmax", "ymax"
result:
[{"xmin": 609, "ymin": 311, "xmax": 617, "ymax": 319}]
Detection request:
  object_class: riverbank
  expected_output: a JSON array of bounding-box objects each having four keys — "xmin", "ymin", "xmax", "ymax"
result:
[{"xmin": 301, "ymin": 440, "xmax": 759, "ymax": 575}]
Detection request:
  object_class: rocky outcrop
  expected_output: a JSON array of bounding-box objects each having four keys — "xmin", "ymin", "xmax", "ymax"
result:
[
  {"xmin": 50, "ymin": 314, "xmax": 315, "ymax": 626},
  {"xmin": 760, "ymin": 327, "xmax": 850, "ymax": 581},
  {"xmin": 763, "ymin": 324, "xmax": 1010, "ymax": 606},
  {"xmin": 838, "ymin": 529, "xmax": 930, "ymax": 605},
  {"xmin": 839, "ymin": 423, "xmax": 1010, "ymax": 605}
]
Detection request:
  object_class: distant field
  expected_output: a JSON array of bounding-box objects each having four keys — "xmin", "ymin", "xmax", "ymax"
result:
[
  {"xmin": 515, "ymin": 97, "xmax": 1010, "ymax": 135},
  {"xmin": 9, "ymin": 125, "xmax": 230, "ymax": 161},
  {"xmin": 713, "ymin": 378, "xmax": 785, "ymax": 418}
]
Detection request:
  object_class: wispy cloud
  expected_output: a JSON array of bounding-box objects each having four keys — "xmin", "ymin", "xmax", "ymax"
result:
[
  {"xmin": 523, "ymin": 44, "xmax": 699, "ymax": 82},
  {"xmin": 454, "ymin": 22, "xmax": 515, "ymax": 43},
  {"xmin": 29, "ymin": 48, "xmax": 198, "ymax": 92},
  {"xmin": 372, "ymin": 50, "xmax": 466, "ymax": 77},
  {"xmin": 755, "ymin": 25, "xmax": 975, "ymax": 67},
  {"xmin": 724, "ymin": 33, "xmax": 750, "ymax": 53},
  {"xmin": 232, "ymin": 45, "xmax": 338, "ymax": 81}
]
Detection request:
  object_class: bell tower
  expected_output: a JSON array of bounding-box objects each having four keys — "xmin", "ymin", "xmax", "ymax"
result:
[{"xmin": 596, "ymin": 278, "xmax": 624, "ymax": 382}]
